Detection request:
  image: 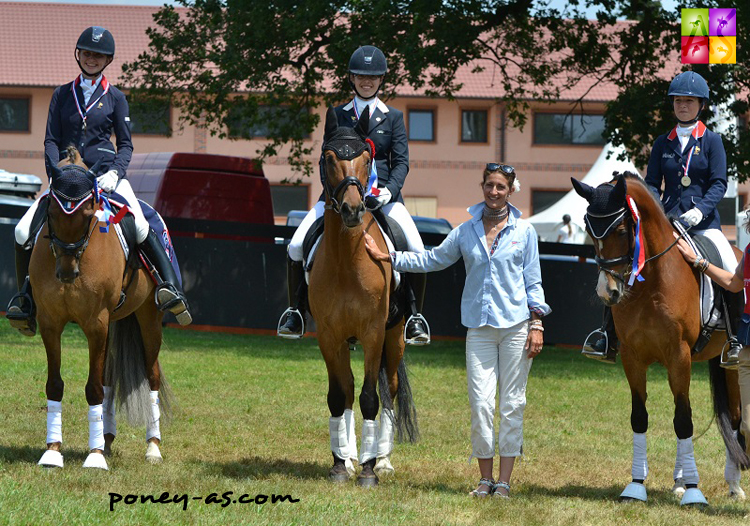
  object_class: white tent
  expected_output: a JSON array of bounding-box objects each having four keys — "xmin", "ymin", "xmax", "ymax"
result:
[{"xmin": 527, "ymin": 143, "xmax": 640, "ymax": 243}]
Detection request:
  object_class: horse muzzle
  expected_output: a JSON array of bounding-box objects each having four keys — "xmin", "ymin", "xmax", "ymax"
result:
[
  {"xmin": 340, "ymin": 201, "xmax": 365, "ymax": 228},
  {"xmin": 596, "ymin": 270, "xmax": 624, "ymax": 306},
  {"xmin": 55, "ymin": 259, "xmax": 80, "ymax": 284}
]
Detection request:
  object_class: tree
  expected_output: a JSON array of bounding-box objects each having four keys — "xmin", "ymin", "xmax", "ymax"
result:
[{"xmin": 122, "ymin": 0, "xmax": 749, "ymax": 181}]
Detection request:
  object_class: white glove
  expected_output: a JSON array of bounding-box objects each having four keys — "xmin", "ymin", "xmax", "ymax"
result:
[
  {"xmin": 97, "ymin": 170, "xmax": 118, "ymax": 193},
  {"xmin": 680, "ymin": 207, "xmax": 703, "ymax": 227},
  {"xmin": 373, "ymin": 187, "xmax": 392, "ymax": 208}
]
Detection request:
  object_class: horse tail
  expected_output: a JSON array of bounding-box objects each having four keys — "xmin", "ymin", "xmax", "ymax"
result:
[
  {"xmin": 708, "ymin": 356, "xmax": 750, "ymax": 469},
  {"xmin": 378, "ymin": 346, "xmax": 420, "ymax": 443},
  {"xmin": 104, "ymin": 313, "xmax": 173, "ymax": 427}
]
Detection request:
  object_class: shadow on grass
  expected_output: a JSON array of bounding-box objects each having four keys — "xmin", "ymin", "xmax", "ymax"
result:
[
  {"xmin": 0, "ymin": 444, "xmax": 90, "ymax": 464},
  {"xmin": 196, "ymin": 456, "xmax": 327, "ymax": 481}
]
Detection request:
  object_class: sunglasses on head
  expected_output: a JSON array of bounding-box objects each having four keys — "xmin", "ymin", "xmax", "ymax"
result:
[{"xmin": 486, "ymin": 163, "xmax": 515, "ymax": 175}]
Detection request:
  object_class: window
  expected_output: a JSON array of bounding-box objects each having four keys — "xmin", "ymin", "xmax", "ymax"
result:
[
  {"xmin": 0, "ymin": 97, "xmax": 30, "ymax": 132},
  {"xmin": 228, "ymin": 105, "xmax": 309, "ymax": 140},
  {"xmin": 461, "ymin": 110, "xmax": 488, "ymax": 143},
  {"xmin": 531, "ymin": 190, "xmax": 567, "ymax": 215},
  {"xmin": 271, "ymin": 184, "xmax": 309, "ymax": 217},
  {"xmin": 719, "ymin": 195, "xmax": 745, "ymax": 226},
  {"xmin": 128, "ymin": 98, "xmax": 171, "ymax": 136},
  {"xmin": 534, "ymin": 113, "xmax": 606, "ymax": 145},
  {"xmin": 408, "ymin": 109, "xmax": 434, "ymax": 141}
]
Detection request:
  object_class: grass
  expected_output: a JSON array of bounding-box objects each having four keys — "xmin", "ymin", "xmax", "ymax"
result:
[{"xmin": 0, "ymin": 318, "xmax": 748, "ymax": 525}]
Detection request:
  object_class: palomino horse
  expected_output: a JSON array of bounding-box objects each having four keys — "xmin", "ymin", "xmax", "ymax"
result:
[
  {"xmin": 33, "ymin": 150, "xmax": 171, "ymax": 470},
  {"xmin": 573, "ymin": 172, "xmax": 749, "ymax": 505},
  {"xmin": 308, "ymin": 106, "xmax": 418, "ymax": 487}
]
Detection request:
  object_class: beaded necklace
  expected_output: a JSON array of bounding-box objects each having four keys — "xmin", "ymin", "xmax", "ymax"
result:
[{"xmin": 483, "ymin": 204, "xmax": 508, "ymax": 221}]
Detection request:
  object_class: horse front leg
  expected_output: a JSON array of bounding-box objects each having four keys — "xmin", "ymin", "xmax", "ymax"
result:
[
  {"xmin": 620, "ymin": 348, "xmax": 649, "ymax": 502},
  {"xmin": 82, "ymin": 314, "xmax": 109, "ymax": 471},
  {"xmin": 137, "ymin": 304, "xmax": 166, "ymax": 464},
  {"xmin": 374, "ymin": 322, "xmax": 406, "ymax": 478},
  {"xmin": 357, "ymin": 330, "xmax": 386, "ymax": 488},
  {"xmin": 38, "ymin": 314, "xmax": 65, "ymax": 468},
  {"xmin": 320, "ymin": 337, "xmax": 355, "ymax": 482}
]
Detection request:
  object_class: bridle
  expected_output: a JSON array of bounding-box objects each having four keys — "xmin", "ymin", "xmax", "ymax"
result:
[
  {"xmin": 320, "ymin": 132, "xmax": 373, "ymax": 214},
  {"xmin": 47, "ymin": 196, "xmax": 97, "ymax": 262}
]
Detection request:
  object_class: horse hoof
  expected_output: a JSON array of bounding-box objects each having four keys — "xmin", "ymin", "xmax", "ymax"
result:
[
  {"xmin": 145, "ymin": 442, "xmax": 163, "ymax": 464},
  {"xmin": 728, "ymin": 481, "xmax": 746, "ymax": 501},
  {"xmin": 328, "ymin": 464, "xmax": 350, "ymax": 483},
  {"xmin": 38, "ymin": 449, "xmax": 64, "ymax": 468},
  {"xmin": 619, "ymin": 482, "xmax": 647, "ymax": 502},
  {"xmin": 357, "ymin": 474, "xmax": 379, "ymax": 488},
  {"xmin": 374, "ymin": 456, "xmax": 394, "ymax": 477},
  {"xmin": 83, "ymin": 452, "xmax": 109, "ymax": 470},
  {"xmin": 680, "ymin": 487, "xmax": 708, "ymax": 507}
]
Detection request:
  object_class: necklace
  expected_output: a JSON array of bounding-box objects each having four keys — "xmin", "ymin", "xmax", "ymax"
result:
[{"xmin": 483, "ymin": 204, "xmax": 508, "ymax": 222}]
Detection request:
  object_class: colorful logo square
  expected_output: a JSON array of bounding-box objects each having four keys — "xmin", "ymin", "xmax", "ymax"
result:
[
  {"xmin": 681, "ymin": 36, "xmax": 709, "ymax": 64},
  {"xmin": 709, "ymin": 36, "xmax": 736, "ymax": 64},
  {"xmin": 681, "ymin": 9, "xmax": 709, "ymax": 37},
  {"xmin": 709, "ymin": 8, "xmax": 736, "ymax": 36}
]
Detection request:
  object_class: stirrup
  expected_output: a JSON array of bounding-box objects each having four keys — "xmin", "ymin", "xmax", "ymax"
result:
[
  {"xmin": 404, "ymin": 313, "xmax": 431, "ymax": 346},
  {"xmin": 581, "ymin": 329, "xmax": 615, "ymax": 362},
  {"xmin": 154, "ymin": 283, "xmax": 192, "ymax": 326},
  {"xmin": 6, "ymin": 288, "xmax": 36, "ymax": 337},
  {"xmin": 720, "ymin": 339, "xmax": 741, "ymax": 370},
  {"xmin": 277, "ymin": 307, "xmax": 305, "ymax": 339}
]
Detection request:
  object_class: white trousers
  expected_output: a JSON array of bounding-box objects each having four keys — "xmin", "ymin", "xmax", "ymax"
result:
[
  {"xmin": 466, "ymin": 322, "xmax": 531, "ymax": 458},
  {"xmin": 287, "ymin": 200, "xmax": 424, "ymax": 262},
  {"xmin": 692, "ymin": 227, "xmax": 738, "ymax": 272},
  {"xmin": 15, "ymin": 179, "xmax": 150, "ymax": 246}
]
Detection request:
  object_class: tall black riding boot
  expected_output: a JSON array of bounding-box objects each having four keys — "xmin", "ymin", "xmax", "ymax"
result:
[
  {"xmin": 582, "ymin": 306, "xmax": 618, "ymax": 363},
  {"xmin": 6, "ymin": 242, "xmax": 36, "ymax": 337},
  {"xmin": 721, "ymin": 289, "xmax": 744, "ymax": 370},
  {"xmin": 277, "ymin": 257, "xmax": 307, "ymax": 339},
  {"xmin": 140, "ymin": 230, "xmax": 192, "ymax": 326},
  {"xmin": 404, "ymin": 273, "xmax": 430, "ymax": 346}
]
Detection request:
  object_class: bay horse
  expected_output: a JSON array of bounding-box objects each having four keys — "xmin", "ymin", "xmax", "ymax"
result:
[
  {"xmin": 573, "ymin": 172, "xmax": 749, "ymax": 505},
  {"xmin": 33, "ymin": 149, "xmax": 171, "ymax": 470},
  {"xmin": 308, "ymin": 106, "xmax": 418, "ymax": 487}
]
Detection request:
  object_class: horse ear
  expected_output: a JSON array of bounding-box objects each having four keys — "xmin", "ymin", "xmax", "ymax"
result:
[
  {"xmin": 354, "ymin": 106, "xmax": 370, "ymax": 137},
  {"xmin": 612, "ymin": 172, "xmax": 627, "ymax": 203},
  {"xmin": 45, "ymin": 154, "xmax": 62, "ymax": 181},
  {"xmin": 324, "ymin": 105, "xmax": 338, "ymax": 141},
  {"xmin": 87, "ymin": 158, "xmax": 103, "ymax": 177},
  {"xmin": 571, "ymin": 177, "xmax": 594, "ymax": 202}
]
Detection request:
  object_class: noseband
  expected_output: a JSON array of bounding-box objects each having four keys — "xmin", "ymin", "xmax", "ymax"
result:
[
  {"xmin": 320, "ymin": 132, "xmax": 372, "ymax": 214},
  {"xmin": 47, "ymin": 203, "xmax": 97, "ymax": 261}
]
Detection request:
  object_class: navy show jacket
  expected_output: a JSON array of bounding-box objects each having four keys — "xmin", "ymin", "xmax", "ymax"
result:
[
  {"xmin": 645, "ymin": 121, "xmax": 727, "ymax": 231},
  {"xmin": 44, "ymin": 76, "xmax": 133, "ymax": 178}
]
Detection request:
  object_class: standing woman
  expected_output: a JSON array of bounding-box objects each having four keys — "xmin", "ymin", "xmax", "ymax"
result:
[
  {"xmin": 6, "ymin": 26, "xmax": 191, "ymax": 335},
  {"xmin": 278, "ymin": 45, "xmax": 430, "ymax": 345},
  {"xmin": 583, "ymin": 70, "xmax": 741, "ymax": 368},
  {"xmin": 556, "ymin": 214, "xmax": 573, "ymax": 243},
  {"xmin": 365, "ymin": 164, "xmax": 551, "ymax": 498}
]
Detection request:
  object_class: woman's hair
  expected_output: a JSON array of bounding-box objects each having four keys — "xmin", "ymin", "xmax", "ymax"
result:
[
  {"xmin": 482, "ymin": 165, "xmax": 517, "ymax": 188},
  {"xmin": 744, "ymin": 206, "xmax": 750, "ymax": 234},
  {"xmin": 562, "ymin": 214, "xmax": 572, "ymax": 235}
]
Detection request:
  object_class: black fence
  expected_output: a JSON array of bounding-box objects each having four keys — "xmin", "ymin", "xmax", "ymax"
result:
[{"xmin": 0, "ymin": 219, "xmax": 601, "ymax": 346}]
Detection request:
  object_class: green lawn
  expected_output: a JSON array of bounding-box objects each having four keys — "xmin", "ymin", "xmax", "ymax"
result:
[{"xmin": 0, "ymin": 319, "xmax": 747, "ymax": 525}]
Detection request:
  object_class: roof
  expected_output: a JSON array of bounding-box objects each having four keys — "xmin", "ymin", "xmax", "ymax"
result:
[{"xmin": 0, "ymin": 2, "xmax": 645, "ymax": 102}]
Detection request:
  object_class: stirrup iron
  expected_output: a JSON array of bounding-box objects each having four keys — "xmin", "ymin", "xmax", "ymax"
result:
[
  {"xmin": 581, "ymin": 329, "xmax": 608, "ymax": 358},
  {"xmin": 277, "ymin": 307, "xmax": 305, "ymax": 339},
  {"xmin": 404, "ymin": 313, "xmax": 431, "ymax": 346}
]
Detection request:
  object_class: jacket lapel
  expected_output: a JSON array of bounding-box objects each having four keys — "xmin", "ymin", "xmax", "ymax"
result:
[{"xmin": 369, "ymin": 107, "xmax": 386, "ymax": 133}]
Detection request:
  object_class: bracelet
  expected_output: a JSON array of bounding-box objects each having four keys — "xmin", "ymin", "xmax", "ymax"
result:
[
  {"xmin": 700, "ymin": 258, "xmax": 709, "ymax": 273},
  {"xmin": 692, "ymin": 257, "xmax": 703, "ymax": 268},
  {"xmin": 530, "ymin": 325, "xmax": 544, "ymax": 332},
  {"xmin": 693, "ymin": 257, "xmax": 709, "ymax": 273}
]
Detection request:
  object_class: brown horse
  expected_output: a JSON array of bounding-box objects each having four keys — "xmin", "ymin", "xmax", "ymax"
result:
[
  {"xmin": 33, "ymin": 150, "xmax": 170, "ymax": 470},
  {"xmin": 308, "ymin": 106, "xmax": 418, "ymax": 486},
  {"xmin": 573, "ymin": 172, "xmax": 748, "ymax": 505}
]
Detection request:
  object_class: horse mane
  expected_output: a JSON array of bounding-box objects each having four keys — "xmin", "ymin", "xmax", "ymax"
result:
[
  {"xmin": 58, "ymin": 146, "xmax": 85, "ymax": 168},
  {"xmin": 617, "ymin": 171, "xmax": 668, "ymax": 225}
]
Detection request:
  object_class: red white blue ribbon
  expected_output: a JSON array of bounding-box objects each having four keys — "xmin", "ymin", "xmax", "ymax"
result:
[
  {"xmin": 95, "ymin": 192, "xmax": 129, "ymax": 233},
  {"xmin": 71, "ymin": 75, "xmax": 110, "ymax": 129},
  {"xmin": 626, "ymin": 194, "xmax": 645, "ymax": 286}
]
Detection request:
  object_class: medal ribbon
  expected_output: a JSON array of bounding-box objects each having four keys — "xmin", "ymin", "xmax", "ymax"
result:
[
  {"xmin": 682, "ymin": 145, "xmax": 695, "ymax": 186},
  {"xmin": 626, "ymin": 194, "xmax": 646, "ymax": 286},
  {"xmin": 71, "ymin": 75, "xmax": 110, "ymax": 130}
]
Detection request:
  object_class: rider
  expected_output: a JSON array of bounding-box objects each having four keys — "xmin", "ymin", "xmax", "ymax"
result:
[
  {"xmin": 583, "ymin": 70, "xmax": 741, "ymax": 369},
  {"xmin": 277, "ymin": 45, "xmax": 430, "ymax": 345},
  {"xmin": 6, "ymin": 26, "xmax": 192, "ymax": 335}
]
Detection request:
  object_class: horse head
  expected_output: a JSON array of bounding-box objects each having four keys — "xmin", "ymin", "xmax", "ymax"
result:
[
  {"xmin": 320, "ymin": 105, "xmax": 373, "ymax": 228},
  {"xmin": 572, "ymin": 171, "xmax": 642, "ymax": 306},
  {"xmin": 45, "ymin": 154, "xmax": 101, "ymax": 283}
]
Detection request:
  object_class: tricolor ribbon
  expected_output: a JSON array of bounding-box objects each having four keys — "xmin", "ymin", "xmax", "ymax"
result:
[
  {"xmin": 71, "ymin": 75, "xmax": 110, "ymax": 130},
  {"xmin": 95, "ymin": 193, "xmax": 129, "ymax": 233},
  {"xmin": 626, "ymin": 194, "xmax": 645, "ymax": 286}
]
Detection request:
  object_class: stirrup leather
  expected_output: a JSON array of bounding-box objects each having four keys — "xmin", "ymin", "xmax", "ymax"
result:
[
  {"xmin": 404, "ymin": 313, "xmax": 431, "ymax": 346},
  {"xmin": 277, "ymin": 307, "xmax": 305, "ymax": 339}
]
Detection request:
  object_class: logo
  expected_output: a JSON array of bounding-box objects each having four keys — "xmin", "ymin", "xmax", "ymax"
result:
[
  {"xmin": 364, "ymin": 56, "xmax": 372, "ymax": 64},
  {"xmin": 681, "ymin": 8, "xmax": 736, "ymax": 64}
]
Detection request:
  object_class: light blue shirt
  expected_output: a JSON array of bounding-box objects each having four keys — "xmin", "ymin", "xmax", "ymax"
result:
[{"xmin": 393, "ymin": 202, "xmax": 551, "ymax": 329}]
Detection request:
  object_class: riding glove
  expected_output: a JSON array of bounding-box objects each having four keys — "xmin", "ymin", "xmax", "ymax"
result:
[
  {"xmin": 97, "ymin": 170, "xmax": 119, "ymax": 193},
  {"xmin": 680, "ymin": 207, "xmax": 703, "ymax": 227},
  {"xmin": 366, "ymin": 187, "xmax": 392, "ymax": 210}
]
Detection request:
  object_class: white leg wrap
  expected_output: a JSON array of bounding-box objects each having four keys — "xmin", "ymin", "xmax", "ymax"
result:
[
  {"xmin": 46, "ymin": 400, "xmax": 62, "ymax": 444},
  {"xmin": 88, "ymin": 404, "xmax": 104, "ymax": 451},
  {"xmin": 329, "ymin": 416, "xmax": 350, "ymax": 460},
  {"xmin": 677, "ymin": 437, "xmax": 699, "ymax": 486},
  {"xmin": 343, "ymin": 409, "xmax": 358, "ymax": 462},
  {"xmin": 359, "ymin": 419, "xmax": 379, "ymax": 465},
  {"xmin": 673, "ymin": 437, "xmax": 683, "ymax": 481},
  {"xmin": 102, "ymin": 386, "xmax": 116, "ymax": 437},
  {"xmin": 725, "ymin": 430, "xmax": 741, "ymax": 483},
  {"xmin": 632, "ymin": 432, "xmax": 648, "ymax": 481},
  {"xmin": 146, "ymin": 391, "xmax": 161, "ymax": 442},
  {"xmin": 377, "ymin": 408, "xmax": 395, "ymax": 458}
]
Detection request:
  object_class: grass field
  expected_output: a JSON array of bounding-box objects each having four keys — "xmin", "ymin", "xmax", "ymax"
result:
[{"xmin": 0, "ymin": 318, "xmax": 748, "ymax": 525}]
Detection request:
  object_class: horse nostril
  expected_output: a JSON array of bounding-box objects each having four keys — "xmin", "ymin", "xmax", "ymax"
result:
[{"xmin": 611, "ymin": 289, "xmax": 620, "ymax": 302}]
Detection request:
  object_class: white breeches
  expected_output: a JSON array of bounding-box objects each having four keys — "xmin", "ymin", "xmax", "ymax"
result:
[
  {"xmin": 287, "ymin": 201, "xmax": 424, "ymax": 262},
  {"xmin": 15, "ymin": 179, "xmax": 150, "ymax": 247},
  {"xmin": 466, "ymin": 321, "xmax": 531, "ymax": 458},
  {"xmin": 693, "ymin": 228, "xmax": 738, "ymax": 272}
]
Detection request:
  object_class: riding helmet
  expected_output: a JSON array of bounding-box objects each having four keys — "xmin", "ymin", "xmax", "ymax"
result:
[
  {"xmin": 76, "ymin": 26, "xmax": 116, "ymax": 56},
  {"xmin": 348, "ymin": 46, "xmax": 388, "ymax": 76}
]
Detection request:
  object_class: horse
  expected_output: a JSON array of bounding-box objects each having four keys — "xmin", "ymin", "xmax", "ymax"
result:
[
  {"xmin": 307, "ymin": 106, "xmax": 418, "ymax": 487},
  {"xmin": 32, "ymin": 149, "xmax": 171, "ymax": 470},
  {"xmin": 572, "ymin": 172, "xmax": 749, "ymax": 505}
]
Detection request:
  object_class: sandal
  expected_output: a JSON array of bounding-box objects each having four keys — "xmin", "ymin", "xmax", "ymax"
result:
[
  {"xmin": 469, "ymin": 477, "xmax": 495, "ymax": 498},
  {"xmin": 493, "ymin": 481, "xmax": 510, "ymax": 498}
]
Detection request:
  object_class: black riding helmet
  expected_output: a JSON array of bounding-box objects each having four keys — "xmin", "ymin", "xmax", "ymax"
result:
[
  {"xmin": 75, "ymin": 26, "xmax": 115, "ymax": 77},
  {"xmin": 348, "ymin": 45, "xmax": 387, "ymax": 99},
  {"xmin": 667, "ymin": 71, "xmax": 709, "ymax": 125}
]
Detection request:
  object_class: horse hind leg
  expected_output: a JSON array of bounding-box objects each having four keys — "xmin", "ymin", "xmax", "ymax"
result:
[
  {"xmin": 135, "ymin": 303, "xmax": 167, "ymax": 464},
  {"xmin": 726, "ymin": 432, "xmax": 746, "ymax": 500}
]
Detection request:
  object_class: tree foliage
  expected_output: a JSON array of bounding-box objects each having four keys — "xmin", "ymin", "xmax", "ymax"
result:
[{"xmin": 123, "ymin": 0, "xmax": 749, "ymax": 181}]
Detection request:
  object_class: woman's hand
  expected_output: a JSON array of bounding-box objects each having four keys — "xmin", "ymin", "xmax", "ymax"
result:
[
  {"xmin": 525, "ymin": 327, "xmax": 543, "ymax": 359},
  {"xmin": 673, "ymin": 232, "xmax": 699, "ymax": 265},
  {"xmin": 364, "ymin": 232, "xmax": 391, "ymax": 262}
]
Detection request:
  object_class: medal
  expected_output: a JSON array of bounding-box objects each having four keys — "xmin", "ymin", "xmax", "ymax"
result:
[{"xmin": 681, "ymin": 175, "xmax": 691, "ymax": 187}]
